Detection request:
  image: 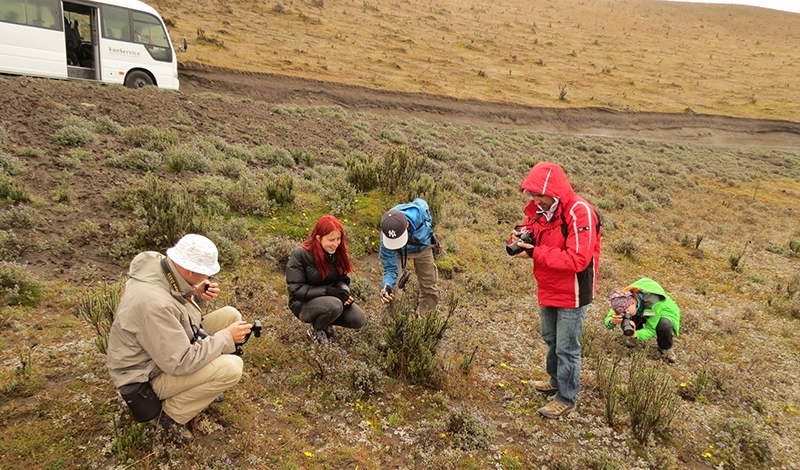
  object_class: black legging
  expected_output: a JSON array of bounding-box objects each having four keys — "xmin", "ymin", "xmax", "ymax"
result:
[
  {"xmin": 297, "ymin": 296, "xmax": 367, "ymax": 331},
  {"xmin": 655, "ymin": 318, "xmax": 674, "ymax": 350}
]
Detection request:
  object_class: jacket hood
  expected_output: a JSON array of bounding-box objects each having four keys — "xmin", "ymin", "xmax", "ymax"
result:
[{"xmin": 521, "ymin": 162, "xmax": 575, "ymax": 201}]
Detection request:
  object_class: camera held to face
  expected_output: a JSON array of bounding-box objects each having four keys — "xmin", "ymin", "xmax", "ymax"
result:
[
  {"xmin": 506, "ymin": 231, "xmax": 535, "ymax": 256},
  {"xmin": 619, "ymin": 311, "xmax": 636, "ymax": 336}
]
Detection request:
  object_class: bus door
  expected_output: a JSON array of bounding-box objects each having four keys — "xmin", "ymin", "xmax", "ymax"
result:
[{"xmin": 63, "ymin": 1, "xmax": 98, "ymax": 80}]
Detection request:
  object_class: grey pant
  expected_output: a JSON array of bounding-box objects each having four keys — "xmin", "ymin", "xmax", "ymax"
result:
[
  {"xmin": 397, "ymin": 247, "xmax": 440, "ymax": 314},
  {"xmin": 297, "ymin": 296, "xmax": 367, "ymax": 331}
]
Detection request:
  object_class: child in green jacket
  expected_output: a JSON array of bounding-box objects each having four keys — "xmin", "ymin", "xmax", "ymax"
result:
[{"xmin": 605, "ymin": 277, "xmax": 680, "ymax": 363}]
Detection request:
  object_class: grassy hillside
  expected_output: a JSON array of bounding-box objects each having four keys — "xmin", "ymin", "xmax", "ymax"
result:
[
  {"xmin": 0, "ymin": 76, "xmax": 799, "ymax": 469},
  {"xmin": 155, "ymin": 0, "xmax": 800, "ymax": 121}
]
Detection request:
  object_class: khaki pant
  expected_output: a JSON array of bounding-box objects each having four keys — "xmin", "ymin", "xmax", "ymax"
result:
[
  {"xmin": 151, "ymin": 306, "xmax": 243, "ymax": 424},
  {"xmin": 399, "ymin": 247, "xmax": 439, "ymax": 314}
]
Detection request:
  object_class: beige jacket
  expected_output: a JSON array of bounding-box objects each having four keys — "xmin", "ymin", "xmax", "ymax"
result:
[{"xmin": 106, "ymin": 252, "xmax": 235, "ymax": 388}]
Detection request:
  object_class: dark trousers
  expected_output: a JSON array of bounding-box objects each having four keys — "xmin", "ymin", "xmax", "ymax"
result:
[
  {"xmin": 297, "ymin": 296, "xmax": 367, "ymax": 331},
  {"xmin": 655, "ymin": 318, "xmax": 674, "ymax": 350}
]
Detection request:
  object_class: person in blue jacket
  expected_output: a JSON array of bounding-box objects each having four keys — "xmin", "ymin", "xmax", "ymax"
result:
[{"xmin": 379, "ymin": 198, "xmax": 439, "ymax": 314}]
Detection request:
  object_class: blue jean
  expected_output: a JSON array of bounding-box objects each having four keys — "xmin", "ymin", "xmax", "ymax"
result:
[{"xmin": 540, "ymin": 305, "xmax": 588, "ymax": 406}]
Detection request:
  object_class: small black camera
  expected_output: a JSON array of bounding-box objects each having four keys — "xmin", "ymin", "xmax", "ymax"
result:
[
  {"xmin": 506, "ymin": 231, "xmax": 535, "ymax": 256},
  {"xmin": 234, "ymin": 320, "xmax": 262, "ymax": 356}
]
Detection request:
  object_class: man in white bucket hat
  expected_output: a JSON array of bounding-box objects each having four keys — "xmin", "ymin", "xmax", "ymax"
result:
[{"xmin": 107, "ymin": 234, "xmax": 252, "ymax": 443}]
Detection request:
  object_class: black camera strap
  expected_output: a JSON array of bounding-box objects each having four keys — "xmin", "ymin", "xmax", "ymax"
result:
[{"xmin": 160, "ymin": 257, "xmax": 204, "ymax": 336}]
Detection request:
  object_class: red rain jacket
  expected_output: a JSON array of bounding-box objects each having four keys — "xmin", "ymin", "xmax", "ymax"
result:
[{"xmin": 520, "ymin": 162, "xmax": 602, "ymax": 308}]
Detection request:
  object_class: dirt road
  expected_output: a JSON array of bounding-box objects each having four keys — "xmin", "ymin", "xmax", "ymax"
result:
[{"xmin": 178, "ymin": 61, "xmax": 800, "ymax": 151}]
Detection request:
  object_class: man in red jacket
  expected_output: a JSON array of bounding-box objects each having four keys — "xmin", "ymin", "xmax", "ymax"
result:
[{"xmin": 509, "ymin": 161, "xmax": 602, "ymax": 418}]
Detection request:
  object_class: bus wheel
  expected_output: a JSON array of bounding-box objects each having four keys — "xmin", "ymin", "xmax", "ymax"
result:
[{"xmin": 125, "ymin": 71, "xmax": 154, "ymax": 89}]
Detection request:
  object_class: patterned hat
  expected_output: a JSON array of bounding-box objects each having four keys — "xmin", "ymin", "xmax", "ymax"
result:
[
  {"xmin": 166, "ymin": 234, "xmax": 220, "ymax": 275},
  {"xmin": 609, "ymin": 289, "xmax": 636, "ymax": 314}
]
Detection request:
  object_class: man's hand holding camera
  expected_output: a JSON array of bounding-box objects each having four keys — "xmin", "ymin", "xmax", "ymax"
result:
[
  {"xmin": 195, "ymin": 280, "xmax": 219, "ymax": 302},
  {"xmin": 507, "ymin": 228, "xmax": 536, "ymax": 258}
]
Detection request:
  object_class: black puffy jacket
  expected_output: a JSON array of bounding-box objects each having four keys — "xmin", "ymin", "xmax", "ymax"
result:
[{"xmin": 285, "ymin": 246, "xmax": 351, "ymax": 316}]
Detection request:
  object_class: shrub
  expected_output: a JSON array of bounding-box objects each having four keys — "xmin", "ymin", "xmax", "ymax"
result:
[
  {"xmin": 52, "ymin": 181, "xmax": 73, "ymax": 203},
  {"xmin": 215, "ymin": 157, "xmax": 247, "ymax": 179},
  {"xmin": 53, "ymin": 126, "xmax": 95, "ymax": 147},
  {"xmin": 17, "ymin": 147, "xmax": 44, "ymax": 158},
  {"xmin": 596, "ymin": 355, "xmax": 623, "ymax": 427},
  {"xmin": 111, "ymin": 420, "xmax": 151, "ymax": 462},
  {"xmin": 333, "ymin": 139, "xmax": 348, "ymax": 150},
  {"xmin": 264, "ymin": 174, "xmax": 295, "ymax": 205},
  {"xmin": 95, "ymin": 116, "xmax": 123, "ymax": 135},
  {"xmin": 123, "ymin": 174, "xmax": 205, "ymax": 250},
  {"xmin": 104, "ymin": 148, "xmax": 163, "ymax": 172},
  {"xmin": 0, "ymin": 205, "xmax": 44, "ymax": 229},
  {"xmin": 0, "ymin": 230, "xmax": 25, "ymax": 260},
  {"xmin": 121, "ymin": 125, "xmax": 178, "ymax": 152},
  {"xmin": 345, "ymin": 360, "xmax": 386, "ymax": 400},
  {"xmin": 0, "ymin": 261, "xmax": 42, "ymax": 306},
  {"xmin": 377, "ymin": 145, "xmax": 428, "ymax": 195},
  {"xmin": 711, "ymin": 418, "xmax": 773, "ymax": 468},
  {"xmin": 0, "ymin": 153, "xmax": 26, "ymax": 175},
  {"xmin": 383, "ymin": 292, "xmax": 456, "ymax": 384},
  {"xmin": 324, "ymin": 178, "xmax": 356, "ymax": 217},
  {"xmin": 446, "ymin": 407, "xmax": 495, "ymax": 451},
  {"xmin": 627, "ymin": 353, "xmax": 680, "ymax": 445},
  {"xmin": 289, "ymin": 147, "xmax": 316, "ymax": 167},
  {"xmin": 254, "ymin": 235, "xmax": 298, "ymax": 272},
  {"xmin": 1, "ymin": 348, "xmax": 45, "ymax": 397},
  {"xmin": 352, "ymin": 129, "xmax": 370, "ymax": 144},
  {"xmin": 379, "ymin": 128, "xmax": 408, "ymax": 145},
  {"xmin": 612, "ymin": 238, "xmax": 639, "ymax": 260},
  {"xmin": 408, "ymin": 174, "xmax": 444, "ymax": 227},
  {"xmin": 0, "ymin": 174, "xmax": 31, "ymax": 202},
  {"xmin": 253, "ymin": 145, "xmax": 295, "ymax": 167},
  {"xmin": 345, "ymin": 151, "xmax": 379, "ymax": 192},
  {"xmin": 78, "ymin": 281, "xmax": 122, "ymax": 354}
]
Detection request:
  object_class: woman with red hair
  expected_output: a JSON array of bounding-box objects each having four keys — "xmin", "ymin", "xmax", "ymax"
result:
[{"xmin": 286, "ymin": 215, "xmax": 366, "ymax": 343}]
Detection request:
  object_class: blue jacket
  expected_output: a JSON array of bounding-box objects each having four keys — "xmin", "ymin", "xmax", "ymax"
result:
[{"xmin": 380, "ymin": 198, "xmax": 434, "ymax": 287}]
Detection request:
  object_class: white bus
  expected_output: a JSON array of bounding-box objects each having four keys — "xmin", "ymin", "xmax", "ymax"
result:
[{"xmin": 0, "ymin": 0, "xmax": 179, "ymax": 89}]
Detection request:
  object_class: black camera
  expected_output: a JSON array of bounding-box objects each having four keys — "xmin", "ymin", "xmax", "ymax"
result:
[
  {"xmin": 506, "ymin": 231, "xmax": 535, "ymax": 256},
  {"xmin": 234, "ymin": 320, "xmax": 262, "ymax": 356},
  {"xmin": 619, "ymin": 312, "xmax": 636, "ymax": 337},
  {"xmin": 397, "ymin": 270, "xmax": 411, "ymax": 290},
  {"xmin": 191, "ymin": 327, "xmax": 209, "ymax": 344}
]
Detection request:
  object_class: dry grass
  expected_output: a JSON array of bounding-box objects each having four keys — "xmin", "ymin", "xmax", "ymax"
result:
[{"xmin": 156, "ymin": 0, "xmax": 800, "ymax": 121}]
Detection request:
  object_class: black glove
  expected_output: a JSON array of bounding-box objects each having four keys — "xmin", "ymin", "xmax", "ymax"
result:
[{"xmin": 326, "ymin": 286, "xmax": 351, "ymax": 304}]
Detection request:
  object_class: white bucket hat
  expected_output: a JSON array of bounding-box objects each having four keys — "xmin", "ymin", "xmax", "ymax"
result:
[{"xmin": 166, "ymin": 234, "xmax": 220, "ymax": 276}]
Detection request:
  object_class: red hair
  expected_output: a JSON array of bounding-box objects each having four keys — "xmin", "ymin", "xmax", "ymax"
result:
[{"xmin": 300, "ymin": 215, "xmax": 353, "ymax": 279}]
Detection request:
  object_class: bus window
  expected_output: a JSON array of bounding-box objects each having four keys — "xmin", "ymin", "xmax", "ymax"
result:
[
  {"xmin": 131, "ymin": 11, "xmax": 171, "ymax": 62},
  {"xmin": 132, "ymin": 12, "xmax": 167, "ymax": 47},
  {"xmin": 101, "ymin": 5, "xmax": 129, "ymax": 40},
  {"xmin": 1, "ymin": 0, "xmax": 59, "ymax": 30}
]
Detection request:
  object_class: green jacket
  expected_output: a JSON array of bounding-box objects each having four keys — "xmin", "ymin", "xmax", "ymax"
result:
[{"xmin": 604, "ymin": 277, "xmax": 680, "ymax": 341}]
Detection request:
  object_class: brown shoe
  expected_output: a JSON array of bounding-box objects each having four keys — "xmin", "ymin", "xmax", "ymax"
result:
[
  {"xmin": 158, "ymin": 414, "xmax": 194, "ymax": 444},
  {"xmin": 534, "ymin": 380, "xmax": 559, "ymax": 394},
  {"xmin": 659, "ymin": 348, "xmax": 677, "ymax": 363},
  {"xmin": 538, "ymin": 400, "xmax": 575, "ymax": 419}
]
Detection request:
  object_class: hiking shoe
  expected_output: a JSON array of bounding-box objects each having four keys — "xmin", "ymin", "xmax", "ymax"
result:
[
  {"xmin": 659, "ymin": 348, "xmax": 677, "ymax": 363},
  {"xmin": 307, "ymin": 324, "xmax": 328, "ymax": 344},
  {"xmin": 538, "ymin": 400, "xmax": 575, "ymax": 419},
  {"xmin": 158, "ymin": 414, "xmax": 194, "ymax": 444},
  {"xmin": 324, "ymin": 325, "xmax": 337, "ymax": 339},
  {"xmin": 625, "ymin": 337, "xmax": 639, "ymax": 349},
  {"xmin": 213, "ymin": 394, "xmax": 224, "ymax": 403},
  {"xmin": 534, "ymin": 380, "xmax": 559, "ymax": 394}
]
